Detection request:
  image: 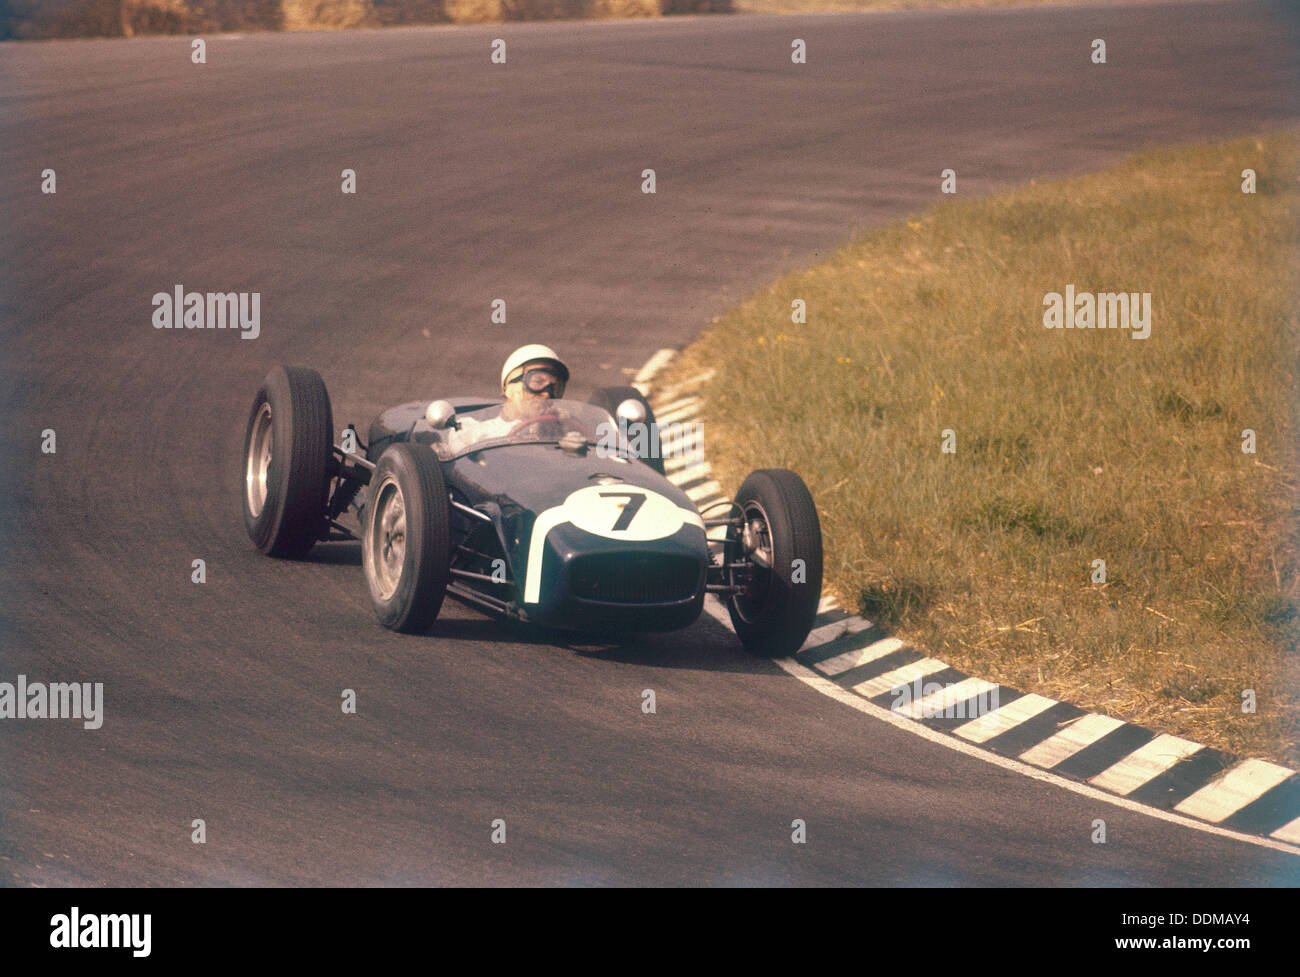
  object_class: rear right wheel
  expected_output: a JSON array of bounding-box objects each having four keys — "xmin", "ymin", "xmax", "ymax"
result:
[{"xmin": 588, "ymin": 386, "xmax": 665, "ymax": 474}]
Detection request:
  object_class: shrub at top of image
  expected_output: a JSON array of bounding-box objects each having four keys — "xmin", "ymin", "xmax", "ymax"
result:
[{"xmin": 0, "ymin": 0, "xmax": 734, "ymax": 38}]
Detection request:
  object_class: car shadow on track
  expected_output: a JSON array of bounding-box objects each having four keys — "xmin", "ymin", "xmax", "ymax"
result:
[
  {"xmin": 559, "ymin": 617, "xmax": 772, "ymax": 674},
  {"xmin": 427, "ymin": 602, "xmax": 771, "ymax": 675},
  {"xmin": 300, "ymin": 541, "xmax": 363, "ymax": 566},
  {"xmin": 297, "ymin": 542, "xmax": 777, "ymax": 674}
]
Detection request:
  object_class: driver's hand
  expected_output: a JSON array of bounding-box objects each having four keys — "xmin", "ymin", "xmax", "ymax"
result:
[{"xmin": 538, "ymin": 418, "xmax": 566, "ymax": 439}]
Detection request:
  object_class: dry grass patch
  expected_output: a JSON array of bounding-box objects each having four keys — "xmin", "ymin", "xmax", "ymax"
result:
[
  {"xmin": 659, "ymin": 131, "xmax": 1300, "ymax": 767},
  {"xmin": 282, "ymin": 0, "xmax": 377, "ymax": 29}
]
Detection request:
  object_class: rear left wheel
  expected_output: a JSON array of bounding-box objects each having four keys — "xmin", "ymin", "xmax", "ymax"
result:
[{"xmin": 242, "ymin": 365, "xmax": 334, "ymax": 558}]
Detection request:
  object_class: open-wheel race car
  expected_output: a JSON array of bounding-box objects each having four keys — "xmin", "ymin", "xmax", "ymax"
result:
[{"xmin": 241, "ymin": 365, "xmax": 823, "ymax": 656}]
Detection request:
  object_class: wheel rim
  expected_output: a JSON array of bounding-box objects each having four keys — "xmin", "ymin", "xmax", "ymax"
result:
[
  {"xmin": 732, "ymin": 499, "xmax": 774, "ymax": 624},
  {"xmin": 368, "ymin": 478, "xmax": 407, "ymax": 601},
  {"xmin": 245, "ymin": 403, "xmax": 273, "ymax": 518}
]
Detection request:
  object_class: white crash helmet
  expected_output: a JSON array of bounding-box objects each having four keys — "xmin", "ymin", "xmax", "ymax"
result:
[{"xmin": 500, "ymin": 343, "xmax": 570, "ymax": 396}]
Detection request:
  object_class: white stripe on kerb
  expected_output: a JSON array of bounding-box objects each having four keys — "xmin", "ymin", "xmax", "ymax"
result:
[
  {"xmin": 852, "ymin": 658, "xmax": 949, "ymax": 699},
  {"xmin": 633, "ymin": 348, "xmax": 676, "ymax": 385},
  {"xmin": 1088, "ymin": 734, "xmax": 1204, "ymax": 795},
  {"xmin": 655, "ymin": 403, "xmax": 702, "ymax": 426},
  {"xmin": 685, "ymin": 481, "xmax": 724, "ymax": 502},
  {"xmin": 800, "ymin": 615, "xmax": 872, "ymax": 655},
  {"xmin": 814, "ymin": 637, "xmax": 905, "ymax": 677},
  {"xmin": 658, "ymin": 427, "xmax": 702, "ymax": 451},
  {"xmin": 817, "ymin": 596, "xmax": 841, "ymax": 613},
  {"xmin": 653, "ymin": 397, "xmax": 700, "ymax": 420},
  {"xmin": 953, "ymin": 693, "xmax": 1057, "ymax": 743},
  {"xmin": 896, "ymin": 678, "xmax": 999, "ymax": 721},
  {"xmin": 1018, "ymin": 714, "xmax": 1126, "ymax": 769},
  {"xmin": 1174, "ymin": 759, "xmax": 1294, "ymax": 823},
  {"xmin": 664, "ymin": 453, "xmax": 709, "ymax": 474},
  {"xmin": 1271, "ymin": 817, "xmax": 1300, "ymax": 845},
  {"xmin": 650, "ymin": 370, "xmax": 716, "ymax": 404},
  {"xmin": 667, "ymin": 462, "xmax": 712, "ymax": 485}
]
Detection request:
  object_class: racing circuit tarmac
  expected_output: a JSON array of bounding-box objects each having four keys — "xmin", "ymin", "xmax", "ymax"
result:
[{"xmin": 1, "ymin": 1, "xmax": 1298, "ymax": 885}]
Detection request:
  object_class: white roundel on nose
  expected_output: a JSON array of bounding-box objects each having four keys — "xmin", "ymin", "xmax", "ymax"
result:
[
  {"xmin": 522, "ymin": 485, "xmax": 705, "ymax": 603},
  {"xmin": 563, "ymin": 484, "xmax": 690, "ymax": 541}
]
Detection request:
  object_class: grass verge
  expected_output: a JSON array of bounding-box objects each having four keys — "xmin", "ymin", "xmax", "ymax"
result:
[{"xmin": 658, "ymin": 131, "xmax": 1300, "ymax": 767}]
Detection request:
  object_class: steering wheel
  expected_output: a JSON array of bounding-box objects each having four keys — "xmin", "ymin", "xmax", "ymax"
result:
[
  {"xmin": 507, "ymin": 413, "xmax": 563, "ymax": 437},
  {"xmin": 507, "ymin": 413, "xmax": 595, "ymax": 440}
]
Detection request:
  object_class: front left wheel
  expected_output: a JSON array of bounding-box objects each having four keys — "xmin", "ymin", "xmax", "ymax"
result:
[{"xmin": 362, "ymin": 443, "xmax": 451, "ymax": 633}]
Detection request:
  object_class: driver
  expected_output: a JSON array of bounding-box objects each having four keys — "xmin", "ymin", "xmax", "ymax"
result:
[
  {"xmin": 444, "ymin": 344, "xmax": 570, "ymax": 453},
  {"xmin": 500, "ymin": 343, "xmax": 569, "ymax": 416}
]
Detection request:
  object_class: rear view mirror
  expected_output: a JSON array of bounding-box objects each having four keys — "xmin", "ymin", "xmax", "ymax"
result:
[
  {"xmin": 615, "ymin": 398, "xmax": 647, "ymax": 424},
  {"xmin": 426, "ymin": 400, "xmax": 457, "ymax": 429}
]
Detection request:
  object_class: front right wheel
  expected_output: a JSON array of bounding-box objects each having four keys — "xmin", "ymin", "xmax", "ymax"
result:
[{"xmin": 727, "ymin": 469, "xmax": 824, "ymax": 657}]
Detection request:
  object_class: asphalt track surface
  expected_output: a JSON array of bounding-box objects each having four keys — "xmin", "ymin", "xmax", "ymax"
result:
[{"xmin": 1, "ymin": 1, "xmax": 1298, "ymax": 886}]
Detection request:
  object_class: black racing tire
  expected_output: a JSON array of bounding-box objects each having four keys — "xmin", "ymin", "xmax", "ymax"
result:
[
  {"xmin": 242, "ymin": 365, "xmax": 334, "ymax": 558},
  {"xmin": 362, "ymin": 443, "xmax": 451, "ymax": 633},
  {"xmin": 588, "ymin": 385, "xmax": 665, "ymax": 475},
  {"xmin": 727, "ymin": 469, "xmax": 824, "ymax": 657}
]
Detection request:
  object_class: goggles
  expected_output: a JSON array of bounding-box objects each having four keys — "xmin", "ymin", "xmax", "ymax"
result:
[{"xmin": 510, "ymin": 367, "xmax": 564, "ymax": 398}]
